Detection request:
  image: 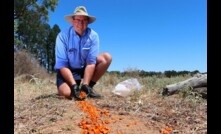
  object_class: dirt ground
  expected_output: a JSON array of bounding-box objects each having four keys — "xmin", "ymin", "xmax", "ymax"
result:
[
  {"xmin": 15, "ymin": 95, "xmax": 206, "ymax": 134},
  {"xmin": 14, "ymin": 80, "xmax": 207, "ymax": 134},
  {"xmin": 35, "ymin": 98, "xmax": 163, "ymax": 134}
]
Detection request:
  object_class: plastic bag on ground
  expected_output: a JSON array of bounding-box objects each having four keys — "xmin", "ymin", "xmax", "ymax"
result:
[{"xmin": 112, "ymin": 78, "xmax": 143, "ymax": 97}]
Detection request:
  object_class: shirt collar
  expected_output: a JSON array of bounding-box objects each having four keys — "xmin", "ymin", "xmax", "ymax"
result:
[{"xmin": 73, "ymin": 27, "xmax": 88, "ymax": 37}]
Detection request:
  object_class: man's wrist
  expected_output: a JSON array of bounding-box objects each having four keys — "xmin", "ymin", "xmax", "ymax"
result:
[{"xmin": 71, "ymin": 84, "xmax": 79, "ymax": 90}]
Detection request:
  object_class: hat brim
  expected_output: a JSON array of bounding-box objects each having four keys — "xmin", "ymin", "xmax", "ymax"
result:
[{"xmin": 64, "ymin": 14, "xmax": 96, "ymax": 24}]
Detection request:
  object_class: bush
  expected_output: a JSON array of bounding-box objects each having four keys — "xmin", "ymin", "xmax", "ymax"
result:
[{"xmin": 14, "ymin": 50, "xmax": 49, "ymax": 80}]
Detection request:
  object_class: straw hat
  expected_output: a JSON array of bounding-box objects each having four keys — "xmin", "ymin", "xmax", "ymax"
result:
[{"xmin": 64, "ymin": 6, "xmax": 96, "ymax": 24}]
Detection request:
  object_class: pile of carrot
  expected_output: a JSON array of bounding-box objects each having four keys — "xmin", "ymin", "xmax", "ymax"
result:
[
  {"xmin": 76, "ymin": 100, "xmax": 111, "ymax": 134},
  {"xmin": 76, "ymin": 92, "xmax": 172, "ymax": 134}
]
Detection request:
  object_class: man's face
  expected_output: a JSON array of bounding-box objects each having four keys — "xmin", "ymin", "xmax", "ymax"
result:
[{"xmin": 71, "ymin": 15, "xmax": 89, "ymax": 36}]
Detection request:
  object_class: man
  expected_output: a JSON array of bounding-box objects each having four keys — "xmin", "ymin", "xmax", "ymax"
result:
[{"xmin": 54, "ymin": 6, "xmax": 112, "ymax": 100}]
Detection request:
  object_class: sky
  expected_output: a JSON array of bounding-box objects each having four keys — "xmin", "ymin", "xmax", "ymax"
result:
[{"xmin": 48, "ymin": 0, "xmax": 207, "ymax": 73}]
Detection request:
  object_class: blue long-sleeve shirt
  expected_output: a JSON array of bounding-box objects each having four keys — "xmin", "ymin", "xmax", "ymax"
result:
[{"xmin": 54, "ymin": 26, "xmax": 99, "ymax": 70}]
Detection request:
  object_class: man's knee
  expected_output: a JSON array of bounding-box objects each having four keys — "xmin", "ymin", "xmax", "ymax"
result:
[
  {"xmin": 98, "ymin": 52, "xmax": 112, "ymax": 63},
  {"xmin": 58, "ymin": 83, "xmax": 71, "ymax": 98},
  {"xmin": 104, "ymin": 52, "xmax": 112, "ymax": 63}
]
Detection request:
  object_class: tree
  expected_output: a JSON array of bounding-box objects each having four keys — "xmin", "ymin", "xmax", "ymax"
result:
[
  {"xmin": 46, "ymin": 24, "xmax": 60, "ymax": 73},
  {"xmin": 14, "ymin": 0, "xmax": 59, "ymax": 72},
  {"xmin": 14, "ymin": 0, "xmax": 58, "ymax": 52}
]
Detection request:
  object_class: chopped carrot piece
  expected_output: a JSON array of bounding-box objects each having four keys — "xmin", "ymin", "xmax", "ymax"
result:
[{"xmin": 79, "ymin": 91, "xmax": 87, "ymax": 99}]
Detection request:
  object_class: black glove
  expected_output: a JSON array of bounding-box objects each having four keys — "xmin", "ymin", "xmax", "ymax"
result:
[
  {"xmin": 70, "ymin": 84, "xmax": 81, "ymax": 100},
  {"xmin": 81, "ymin": 84, "xmax": 102, "ymax": 98},
  {"xmin": 80, "ymin": 84, "xmax": 90, "ymax": 95}
]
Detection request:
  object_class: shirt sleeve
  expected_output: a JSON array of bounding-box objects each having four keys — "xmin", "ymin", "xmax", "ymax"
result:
[
  {"xmin": 54, "ymin": 32, "xmax": 69, "ymax": 70},
  {"xmin": 86, "ymin": 32, "xmax": 99, "ymax": 65}
]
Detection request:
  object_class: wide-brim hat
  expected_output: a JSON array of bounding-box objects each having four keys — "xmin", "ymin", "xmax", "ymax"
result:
[{"xmin": 64, "ymin": 6, "xmax": 96, "ymax": 24}]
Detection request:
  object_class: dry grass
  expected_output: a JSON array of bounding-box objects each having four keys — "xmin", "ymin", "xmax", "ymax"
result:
[
  {"xmin": 14, "ymin": 50, "xmax": 49, "ymax": 80},
  {"xmin": 14, "ymin": 73, "xmax": 207, "ymax": 134}
]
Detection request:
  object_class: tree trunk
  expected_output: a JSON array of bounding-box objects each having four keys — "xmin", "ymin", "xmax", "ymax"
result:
[{"xmin": 162, "ymin": 73, "xmax": 207, "ymax": 97}]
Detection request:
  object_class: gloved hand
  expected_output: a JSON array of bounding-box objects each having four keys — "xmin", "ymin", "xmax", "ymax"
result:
[
  {"xmin": 80, "ymin": 84, "xmax": 90, "ymax": 94},
  {"xmin": 81, "ymin": 84, "xmax": 102, "ymax": 99},
  {"xmin": 70, "ymin": 84, "xmax": 82, "ymax": 100}
]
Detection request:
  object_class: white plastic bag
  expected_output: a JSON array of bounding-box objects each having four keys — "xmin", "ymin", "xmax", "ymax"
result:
[{"xmin": 112, "ymin": 78, "xmax": 143, "ymax": 97}]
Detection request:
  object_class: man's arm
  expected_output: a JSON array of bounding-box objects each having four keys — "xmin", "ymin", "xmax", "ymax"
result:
[
  {"xmin": 82, "ymin": 64, "xmax": 96, "ymax": 85},
  {"xmin": 60, "ymin": 67, "xmax": 77, "ymax": 86}
]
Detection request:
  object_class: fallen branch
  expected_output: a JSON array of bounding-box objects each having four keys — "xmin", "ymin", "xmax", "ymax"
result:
[{"xmin": 162, "ymin": 73, "xmax": 207, "ymax": 97}]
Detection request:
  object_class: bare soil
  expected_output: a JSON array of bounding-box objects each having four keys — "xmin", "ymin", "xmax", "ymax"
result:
[{"xmin": 14, "ymin": 79, "xmax": 207, "ymax": 134}]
